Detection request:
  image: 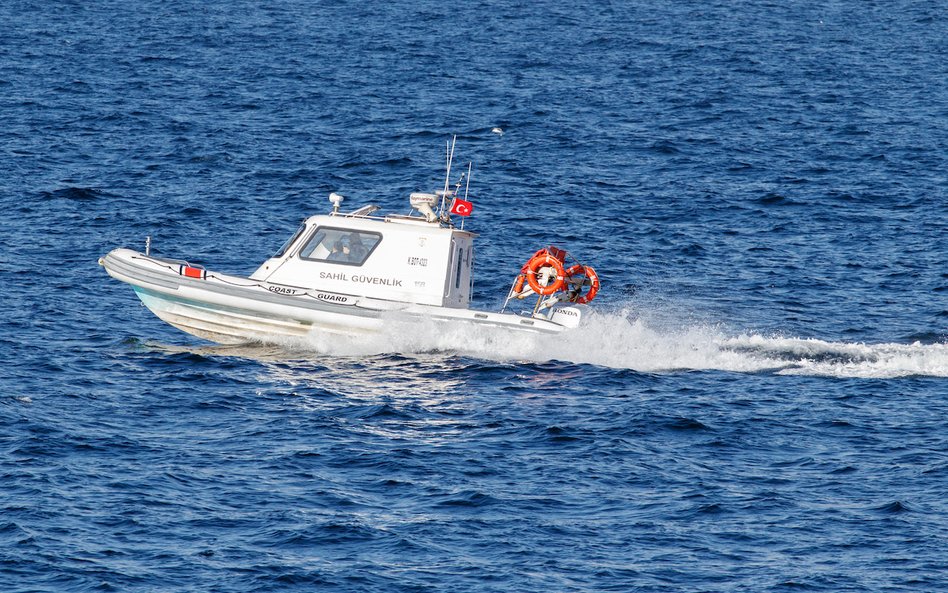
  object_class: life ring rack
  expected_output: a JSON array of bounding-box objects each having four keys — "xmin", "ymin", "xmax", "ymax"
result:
[{"xmin": 506, "ymin": 246, "xmax": 600, "ymax": 306}]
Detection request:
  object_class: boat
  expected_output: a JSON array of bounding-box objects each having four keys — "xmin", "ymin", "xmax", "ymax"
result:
[{"xmin": 99, "ymin": 142, "xmax": 601, "ymax": 345}]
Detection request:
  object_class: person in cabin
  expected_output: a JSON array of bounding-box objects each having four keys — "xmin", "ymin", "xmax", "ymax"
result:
[
  {"xmin": 327, "ymin": 238, "xmax": 349, "ymax": 262},
  {"xmin": 347, "ymin": 233, "xmax": 367, "ymax": 263}
]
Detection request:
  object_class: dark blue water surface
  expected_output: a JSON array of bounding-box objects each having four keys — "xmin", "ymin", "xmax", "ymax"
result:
[{"xmin": 2, "ymin": 1, "xmax": 947, "ymax": 591}]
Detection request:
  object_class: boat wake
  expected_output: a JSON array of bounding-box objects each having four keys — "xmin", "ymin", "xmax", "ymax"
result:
[
  {"xmin": 142, "ymin": 306, "xmax": 946, "ymax": 379},
  {"xmin": 261, "ymin": 307, "xmax": 948, "ymax": 379}
]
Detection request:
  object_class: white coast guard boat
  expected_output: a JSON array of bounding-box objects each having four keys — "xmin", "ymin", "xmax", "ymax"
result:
[{"xmin": 100, "ymin": 147, "xmax": 600, "ymax": 345}]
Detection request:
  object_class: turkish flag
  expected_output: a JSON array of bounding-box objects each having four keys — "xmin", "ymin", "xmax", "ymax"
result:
[{"xmin": 450, "ymin": 197, "xmax": 474, "ymax": 217}]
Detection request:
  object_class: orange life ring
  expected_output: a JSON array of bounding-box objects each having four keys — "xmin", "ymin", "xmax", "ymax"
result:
[
  {"xmin": 511, "ymin": 251, "xmax": 549, "ymax": 298},
  {"xmin": 565, "ymin": 265, "xmax": 599, "ymax": 304},
  {"xmin": 525, "ymin": 253, "xmax": 566, "ymax": 295}
]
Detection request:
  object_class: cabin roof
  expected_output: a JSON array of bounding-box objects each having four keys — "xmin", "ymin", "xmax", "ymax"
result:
[{"xmin": 302, "ymin": 209, "xmax": 476, "ymax": 239}]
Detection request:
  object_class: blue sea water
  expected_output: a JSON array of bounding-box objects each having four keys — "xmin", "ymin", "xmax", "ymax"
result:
[{"xmin": 2, "ymin": 0, "xmax": 947, "ymax": 591}]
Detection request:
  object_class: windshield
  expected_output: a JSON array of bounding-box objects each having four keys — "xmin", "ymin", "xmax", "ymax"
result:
[{"xmin": 298, "ymin": 227, "xmax": 381, "ymax": 265}]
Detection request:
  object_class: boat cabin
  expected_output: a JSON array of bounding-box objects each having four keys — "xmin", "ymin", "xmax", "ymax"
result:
[{"xmin": 250, "ymin": 208, "xmax": 475, "ymax": 308}]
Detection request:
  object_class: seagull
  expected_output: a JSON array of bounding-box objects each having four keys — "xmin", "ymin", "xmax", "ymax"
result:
[{"xmin": 491, "ymin": 127, "xmax": 504, "ymax": 136}]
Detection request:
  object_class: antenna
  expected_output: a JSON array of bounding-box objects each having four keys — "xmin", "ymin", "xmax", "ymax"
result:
[
  {"xmin": 463, "ymin": 162, "xmax": 472, "ymax": 200},
  {"xmin": 439, "ymin": 135, "xmax": 456, "ymax": 217},
  {"xmin": 461, "ymin": 162, "xmax": 472, "ymax": 230}
]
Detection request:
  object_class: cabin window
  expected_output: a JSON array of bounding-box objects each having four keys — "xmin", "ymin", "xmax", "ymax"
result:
[
  {"xmin": 274, "ymin": 223, "xmax": 306, "ymax": 258},
  {"xmin": 455, "ymin": 248, "xmax": 463, "ymax": 289},
  {"xmin": 298, "ymin": 227, "xmax": 381, "ymax": 266}
]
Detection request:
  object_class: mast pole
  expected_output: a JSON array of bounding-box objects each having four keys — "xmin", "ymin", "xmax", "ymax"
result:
[
  {"xmin": 440, "ymin": 135, "xmax": 456, "ymax": 218},
  {"xmin": 460, "ymin": 162, "xmax": 472, "ymax": 230}
]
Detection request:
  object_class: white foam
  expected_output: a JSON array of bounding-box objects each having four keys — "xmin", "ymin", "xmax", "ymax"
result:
[{"xmin": 274, "ymin": 307, "xmax": 948, "ymax": 379}]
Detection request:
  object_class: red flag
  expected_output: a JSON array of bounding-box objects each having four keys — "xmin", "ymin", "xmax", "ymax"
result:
[{"xmin": 450, "ymin": 197, "xmax": 474, "ymax": 217}]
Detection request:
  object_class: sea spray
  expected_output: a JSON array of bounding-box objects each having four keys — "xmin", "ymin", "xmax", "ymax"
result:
[{"xmin": 265, "ymin": 305, "xmax": 948, "ymax": 379}]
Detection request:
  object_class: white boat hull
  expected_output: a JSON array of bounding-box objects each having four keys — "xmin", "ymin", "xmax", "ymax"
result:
[{"xmin": 100, "ymin": 249, "xmax": 576, "ymax": 345}]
